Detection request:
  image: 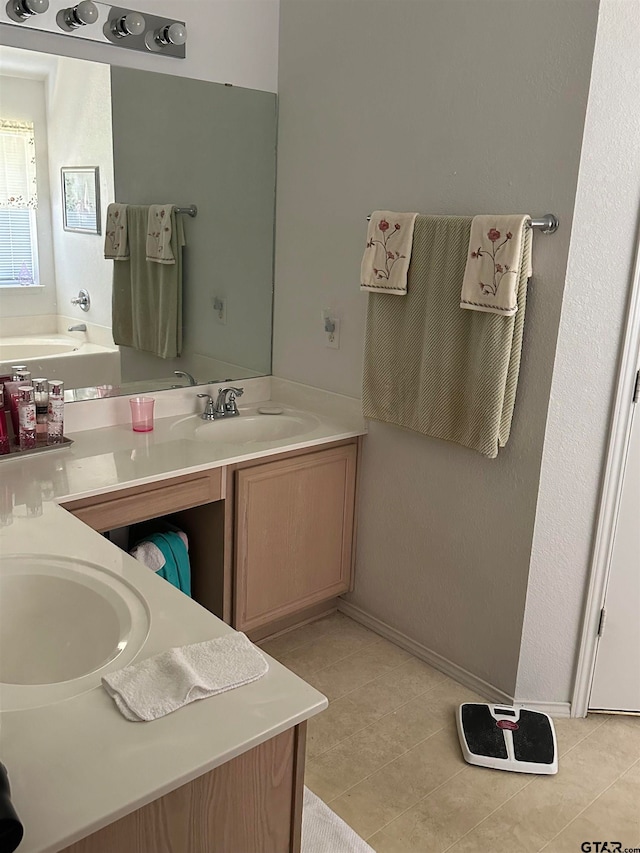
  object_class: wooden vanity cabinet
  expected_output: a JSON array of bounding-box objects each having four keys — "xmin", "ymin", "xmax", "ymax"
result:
[
  {"xmin": 233, "ymin": 442, "xmax": 357, "ymax": 636},
  {"xmin": 62, "ymin": 440, "xmax": 359, "ymax": 638}
]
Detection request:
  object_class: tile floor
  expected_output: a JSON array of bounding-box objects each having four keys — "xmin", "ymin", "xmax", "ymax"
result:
[{"xmin": 260, "ymin": 611, "xmax": 640, "ymax": 853}]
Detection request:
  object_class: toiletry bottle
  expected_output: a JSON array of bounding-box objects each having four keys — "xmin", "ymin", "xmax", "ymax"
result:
[
  {"xmin": 32, "ymin": 378, "xmax": 49, "ymax": 444},
  {"xmin": 18, "ymin": 386, "xmax": 37, "ymax": 451},
  {"xmin": 7, "ymin": 370, "xmax": 32, "ymax": 443},
  {"xmin": 0, "ymin": 385, "xmax": 9, "ymax": 455},
  {"xmin": 47, "ymin": 381, "xmax": 64, "ymax": 445}
]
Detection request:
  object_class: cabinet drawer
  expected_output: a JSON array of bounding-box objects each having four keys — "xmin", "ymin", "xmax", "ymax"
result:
[{"xmin": 62, "ymin": 469, "xmax": 223, "ymax": 532}]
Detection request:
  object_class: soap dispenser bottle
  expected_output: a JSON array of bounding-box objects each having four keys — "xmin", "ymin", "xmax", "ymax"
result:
[
  {"xmin": 32, "ymin": 378, "xmax": 49, "ymax": 443},
  {"xmin": 47, "ymin": 381, "xmax": 65, "ymax": 445},
  {"xmin": 18, "ymin": 386, "xmax": 37, "ymax": 451}
]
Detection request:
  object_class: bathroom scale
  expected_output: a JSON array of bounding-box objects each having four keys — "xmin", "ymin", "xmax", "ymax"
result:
[{"xmin": 456, "ymin": 703, "xmax": 558, "ymax": 774}]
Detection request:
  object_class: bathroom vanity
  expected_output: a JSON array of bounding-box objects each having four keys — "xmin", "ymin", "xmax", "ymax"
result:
[{"xmin": 0, "ymin": 378, "xmax": 366, "ymax": 852}]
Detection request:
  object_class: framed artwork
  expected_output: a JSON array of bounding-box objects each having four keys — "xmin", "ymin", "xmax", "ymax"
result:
[{"xmin": 61, "ymin": 167, "xmax": 101, "ymax": 234}]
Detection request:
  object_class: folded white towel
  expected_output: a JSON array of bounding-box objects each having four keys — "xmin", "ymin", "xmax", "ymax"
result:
[
  {"xmin": 460, "ymin": 215, "xmax": 532, "ymax": 315},
  {"xmin": 130, "ymin": 531, "xmax": 188, "ymax": 572},
  {"xmin": 146, "ymin": 204, "xmax": 175, "ymax": 264},
  {"xmin": 360, "ymin": 210, "xmax": 418, "ymax": 295},
  {"xmin": 102, "ymin": 633, "xmax": 269, "ymax": 721},
  {"xmin": 104, "ymin": 203, "xmax": 129, "ymax": 260}
]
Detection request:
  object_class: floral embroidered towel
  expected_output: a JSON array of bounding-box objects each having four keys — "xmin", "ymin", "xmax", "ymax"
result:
[
  {"xmin": 104, "ymin": 203, "xmax": 129, "ymax": 260},
  {"xmin": 460, "ymin": 215, "xmax": 532, "ymax": 315},
  {"xmin": 146, "ymin": 204, "xmax": 175, "ymax": 264},
  {"xmin": 361, "ymin": 211, "xmax": 418, "ymax": 295}
]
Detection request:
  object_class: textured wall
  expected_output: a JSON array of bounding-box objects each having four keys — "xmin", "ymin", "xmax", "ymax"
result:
[
  {"xmin": 515, "ymin": 0, "xmax": 640, "ymax": 703},
  {"xmin": 274, "ymin": 0, "xmax": 599, "ymax": 695}
]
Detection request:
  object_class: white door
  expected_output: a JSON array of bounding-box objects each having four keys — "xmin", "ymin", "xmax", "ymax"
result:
[{"xmin": 589, "ymin": 378, "xmax": 640, "ymax": 713}]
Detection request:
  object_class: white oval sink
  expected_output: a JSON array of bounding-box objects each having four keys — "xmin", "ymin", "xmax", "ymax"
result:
[
  {"xmin": 0, "ymin": 555, "xmax": 150, "ymax": 711},
  {"xmin": 170, "ymin": 406, "xmax": 321, "ymax": 445}
]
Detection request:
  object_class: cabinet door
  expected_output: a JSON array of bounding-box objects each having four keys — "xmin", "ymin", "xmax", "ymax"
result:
[{"xmin": 234, "ymin": 444, "xmax": 357, "ymax": 633}]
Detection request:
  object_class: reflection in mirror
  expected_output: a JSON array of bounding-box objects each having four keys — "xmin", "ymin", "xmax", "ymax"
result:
[{"xmin": 0, "ymin": 45, "xmax": 277, "ymax": 400}]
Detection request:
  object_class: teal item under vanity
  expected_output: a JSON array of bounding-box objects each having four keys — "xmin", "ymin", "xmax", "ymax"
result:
[{"xmin": 145, "ymin": 531, "xmax": 191, "ymax": 597}]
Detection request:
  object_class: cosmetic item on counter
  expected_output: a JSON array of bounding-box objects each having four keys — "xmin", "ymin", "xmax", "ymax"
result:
[
  {"xmin": 47, "ymin": 381, "xmax": 65, "ymax": 445},
  {"xmin": 6, "ymin": 369, "xmax": 32, "ymax": 443},
  {"xmin": 18, "ymin": 386, "xmax": 37, "ymax": 451},
  {"xmin": 0, "ymin": 386, "xmax": 9, "ymax": 455},
  {"xmin": 33, "ymin": 378, "xmax": 49, "ymax": 443},
  {"xmin": 129, "ymin": 396, "xmax": 155, "ymax": 432},
  {"xmin": 4, "ymin": 365, "xmax": 31, "ymax": 444},
  {"xmin": 0, "ymin": 762, "xmax": 24, "ymax": 853}
]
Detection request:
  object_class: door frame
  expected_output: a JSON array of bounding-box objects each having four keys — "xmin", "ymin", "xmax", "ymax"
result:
[{"xmin": 572, "ymin": 221, "xmax": 640, "ymax": 717}]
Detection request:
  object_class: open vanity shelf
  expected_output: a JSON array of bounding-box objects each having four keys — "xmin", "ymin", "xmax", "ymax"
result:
[{"xmin": 61, "ymin": 438, "xmax": 360, "ymax": 641}]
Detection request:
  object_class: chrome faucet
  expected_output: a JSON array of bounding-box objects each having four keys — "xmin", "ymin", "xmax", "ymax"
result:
[
  {"xmin": 67, "ymin": 323, "xmax": 86, "ymax": 332},
  {"xmin": 173, "ymin": 370, "xmax": 197, "ymax": 386},
  {"xmin": 197, "ymin": 386, "xmax": 244, "ymax": 420}
]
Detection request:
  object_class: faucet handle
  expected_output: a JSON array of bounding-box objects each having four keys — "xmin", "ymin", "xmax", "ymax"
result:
[{"xmin": 197, "ymin": 392, "xmax": 216, "ymax": 420}]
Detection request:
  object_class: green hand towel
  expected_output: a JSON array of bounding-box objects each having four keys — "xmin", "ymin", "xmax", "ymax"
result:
[
  {"xmin": 111, "ymin": 205, "xmax": 185, "ymax": 359},
  {"xmin": 362, "ymin": 215, "xmax": 531, "ymax": 459},
  {"xmin": 145, "ymin": 531, "xmax": 191, "ymax": 597}
]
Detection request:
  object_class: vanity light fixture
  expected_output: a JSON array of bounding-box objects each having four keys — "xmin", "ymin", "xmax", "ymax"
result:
[
  {"xmin": 109, "ymin": 10, "xmax": 144, "ymax": 38},
  {"xmin": 3, "ymin": 1, "xmax": 186, "ymax": 59},
  {"xmin": 145, "ymin": 20, "xmax": 187, "ymax": 52},
  {"xmin": 5, "ymin": 0, "xmax": 48, "ymax": 23},
  {"xmin": 57, "ymin": 0, "xmax": 98, "ymax": 30}
]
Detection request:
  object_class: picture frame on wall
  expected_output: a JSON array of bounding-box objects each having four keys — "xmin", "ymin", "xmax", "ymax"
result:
[{"xmin": 61, "ymin": 166, "xmax": 101, "ymax": 234}]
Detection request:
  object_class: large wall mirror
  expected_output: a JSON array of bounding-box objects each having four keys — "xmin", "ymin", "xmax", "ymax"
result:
[{"xmin": 0, "ymin": 45, "xmax": 276, "ymax": 400}]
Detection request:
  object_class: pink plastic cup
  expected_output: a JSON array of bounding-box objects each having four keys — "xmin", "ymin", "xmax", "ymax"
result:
[{"xmin": 129, "ymin": 396, "xmax": 155, "ymax": 432}]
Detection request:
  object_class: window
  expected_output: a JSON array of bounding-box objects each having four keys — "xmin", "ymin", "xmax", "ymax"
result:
[{"xmin": 0, "ymin": 119, "xmax": 39, "ymax": 286}]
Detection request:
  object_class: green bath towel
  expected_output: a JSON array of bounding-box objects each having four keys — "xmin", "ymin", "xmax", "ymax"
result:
[
  {"xmin": 362, "ymin": 215, "xmax": 531, "ymax": 458},
  {"xmin": 144, "ymin": 531, "xmax": 191, "ymax": 597},
  {"xmin": 111, "ymin": 205, "xmax": 185, "ymax": 359}
]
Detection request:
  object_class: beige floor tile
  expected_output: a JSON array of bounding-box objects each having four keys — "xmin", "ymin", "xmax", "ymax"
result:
[
  {"xmin": 601, "ymin": 713, "xmax": 640, "ymax": 751},
  {"xmin": 307, "ymin": 695, "xmax": 445, "ymax": 802},
  {"xmin": 448, "ymin": 714, "xmax": 640, "ymax": 853},
  {"xmin": 417, "ymin": 676, "xmax": 485, "ymax": 726},
  {"xmin": 369, "ymin": 763, "xmax": 532, "ymax": 853},
  {"xmin": 260, "ymin": 610, "xmax": 371, "ymax": 657},
  {"xmin": 307, "ymin": 638, "xmax": 412, "ymax": 701},
  {"xmin": 552, "ymin": 714, "xmax": 607, "ymax": 756},
  {"xmin": 305, "ymin": 694, "xmax": 380, "ymax": 759},
  {"xmin": 345, "ymin": 656, "xmax": 447, "ymax": 719},
  {"xmin": 306, "ymin": 723, "xmax": 407, "ymax": 802},
  {"xmin": 541, "ymin": 759, "xmax": 640, "ymax": 852},
  {"xmin": 277, "ymin": 629, "xmax": 380, "ymax": 676},
  {"xmin": 330, "ymin": 726, "xmax": 465, "ymax": 839}
]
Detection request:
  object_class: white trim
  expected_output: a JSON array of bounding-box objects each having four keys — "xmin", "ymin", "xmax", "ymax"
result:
[
  {"xmin": 571, "ymin": 221, "xmax": 640, "ymax": 718},
  {"xmin": 511, "ymin": 701, "xmax": 572, "ymax": 719},
  {"xmin": 338, "ymin": 600, "xmax": 573, "ymax": 717}
]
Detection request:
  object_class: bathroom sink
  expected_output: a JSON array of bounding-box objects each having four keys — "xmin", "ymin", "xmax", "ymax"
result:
[
  {"xmin": 170, "ymin": 407, "xmax": 321, "ymax": 446},
  {"xmin": 0, "ymin": 555, "xmax": 150, "ymax": 711}
]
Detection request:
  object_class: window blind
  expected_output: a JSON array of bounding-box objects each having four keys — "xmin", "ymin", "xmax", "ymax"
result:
[{"xmin": 0, "ymin": 120, "xmax": 39, "ymax": 285}]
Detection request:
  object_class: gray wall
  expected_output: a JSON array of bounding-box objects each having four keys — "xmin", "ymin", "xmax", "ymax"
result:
[
  {"xmin": 112, "ymin": 66, "xmax": 277, "ymax": 383},
  {"xmin": 274, "ymin": 0, "xmax": 599, "ymax": 696}
]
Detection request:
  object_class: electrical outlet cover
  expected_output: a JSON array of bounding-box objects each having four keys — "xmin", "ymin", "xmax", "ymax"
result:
[{"xmin": 325, "ymin": 317, "xmax": 340, "ymax": 349}]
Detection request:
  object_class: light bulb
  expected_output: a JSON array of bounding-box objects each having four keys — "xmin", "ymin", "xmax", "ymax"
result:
[
  {"xmin": 59, "ymin": 0, "xmax": 98, "ymax": 30},
  {"xmin": 6, "ymin": 0, "xmax": 49, "ymax": 22},
  {"xmin": 111, "ymin": 11, "xmax": 145, "ymax": 38},
  {"xmin": 164, "ymin": 22, "xmax": 186, "ymax": 45}
]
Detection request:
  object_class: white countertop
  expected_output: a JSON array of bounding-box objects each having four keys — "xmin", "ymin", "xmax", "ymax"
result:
[{"xmin": 0, "ymin": 378, "xmax": 366, "ymax": 853}]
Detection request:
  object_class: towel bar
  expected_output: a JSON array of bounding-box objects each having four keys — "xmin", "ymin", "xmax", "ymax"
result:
[
  {"xmin": 175, "ymin": 205, "xmax": 198, "ymax": 217},
  {"xmin": 366, "ymin": 213, "xmax": 559, "ymax": 234}
]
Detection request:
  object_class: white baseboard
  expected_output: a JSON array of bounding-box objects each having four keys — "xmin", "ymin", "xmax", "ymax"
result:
[
  {"xmin": 338, "ymin": 600, "xmax": 573, "ymax": 718},
  {"xmin": 511, "ymin": 700, "xmax": 572, "ymax": 719}
]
